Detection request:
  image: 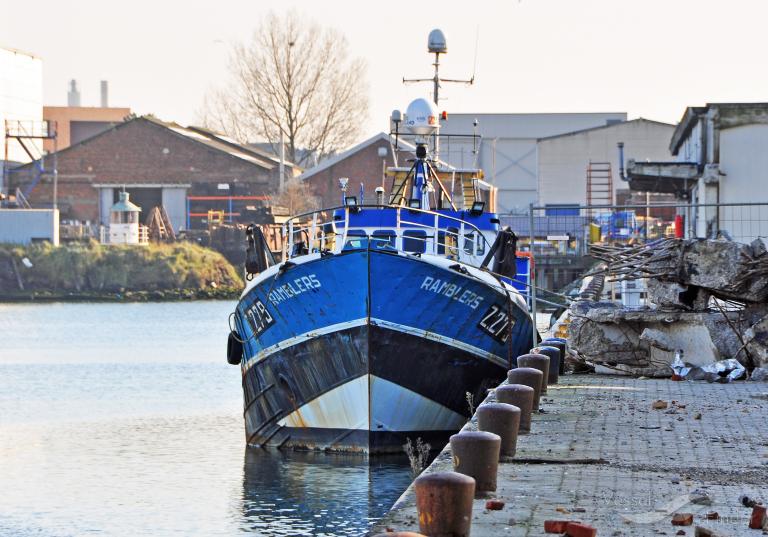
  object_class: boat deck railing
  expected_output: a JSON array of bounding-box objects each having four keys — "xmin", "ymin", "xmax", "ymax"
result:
[{"xmin": 280, "ymin": 204, "xmax": 496, "ymax": 265}]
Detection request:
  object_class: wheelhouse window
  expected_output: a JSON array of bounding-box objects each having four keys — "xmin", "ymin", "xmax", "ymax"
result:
[
  {"xmin": 403, "ymin": 230, "xmax": 427, "ymax": 253},
  {"xmin": 371, "ymin": 229, "xmax": 397, "ymax": 249},
  {"xmin": 342, "ymin": 229, "xmax": 368, "ymax": 251},
  {"xmin": 464, "ymin": 232, "xmax": 486, "ymax": 256}
]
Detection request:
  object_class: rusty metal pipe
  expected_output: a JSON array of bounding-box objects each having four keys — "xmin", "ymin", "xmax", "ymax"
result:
[
  {"xmin": 477, "ymin": 402, "xmax": 521, "ymax": 458},
  {"xmin": 450, "ymin": 431, "xmax": 501, "ymax": 494},
  {"xmin": 495, "ymin": 384, "xmax": 534, "ymax": 433},
  {"xmin": 517, "ymin": 353, "xmax": 550, "ymax": 394},
  {"xmin": 414, "ymin": 471, "xmax": 475, "ymax": 537},
  {"xmin": 507, "ymin": 367, "xmax": 543, "ymax": 411}
]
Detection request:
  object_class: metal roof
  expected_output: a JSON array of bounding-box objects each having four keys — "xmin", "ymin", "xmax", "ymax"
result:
[
  {"xmin": 298, "ymin": 133, "xmax": 416, "ymax": 180},
  {"xmin": 110, "ymin": 191, "xmax": 141, "ymax": 212}
]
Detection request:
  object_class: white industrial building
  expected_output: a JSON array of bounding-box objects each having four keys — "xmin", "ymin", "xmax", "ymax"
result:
[
  {"xmin": 440, "ymin": 112, "xmax": 627, "ymax": 214},
  {"xmin": 628, "ymin": 102, "xmax": 768, "ymax": 242},
  {"xmin": 0, "ymin": 47, "xmax": 44, "ymax": 178},
  {"xmin": 0, "ymin": 208, "xmax": 59, "ymax": 245},
  {"xmin": 537, "ymin": 119, "xmax": 675, "ymax": 208}
]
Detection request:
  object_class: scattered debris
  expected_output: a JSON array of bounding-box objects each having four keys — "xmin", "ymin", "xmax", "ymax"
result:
[
  {"xmin": 672, "ymin": 513, "xmax": 694, "ymax": 526},
  {"xmin": 689, "ymin": 489, "xmax": 713, "ymax": 506},
  {"xmin": 565, "ymin": 521, "xmax": 597, "ymax": 537},
  {"xmin": 544, "ymin": 520, "xmax": 571, "ymax": 533},
  {"xmin": 485, "ymin": 500, "xmax": 505, "ymax": 511},
  {"xmin": 653, "ymin": 400, "xmax": 669, "ymax": 410},
  {"xmin": 694, "ymin": 413, "xmax": 702, "ymax": 420},
  {"xmin": 570, "ymin": 239, "xmax": 768, "ymax": 375},
  {"xmin": 749, "ymin": 505, "xmax": 767, "ymax": 529},
  {"xmin": 704, "ymin": 511, "xmax": 720, "ymax": 520},
  {"xmin": 686, "ymin": 359, "xmax": 746, "ymax": 383},
  {"xmin": 739, "ymin": 494, "xmax": 759, "ymax": 508}
]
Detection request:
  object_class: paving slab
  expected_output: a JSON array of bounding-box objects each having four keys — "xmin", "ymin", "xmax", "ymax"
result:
[{"xmin": 373, "ymin": 375, "xmax": 768, "ymax": 536}]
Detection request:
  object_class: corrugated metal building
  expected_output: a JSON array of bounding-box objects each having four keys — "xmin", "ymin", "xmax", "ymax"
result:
[
  {"xmin": 0, "ymin": 209, "xmax": 59, "ymax": 245},
  {"xmin": 537, "ymin": 118, "xmax": 675, "ymax": 207},
  {"xmin": 440, "ymin": 112, "xmax": 627, "ymax": 214}
]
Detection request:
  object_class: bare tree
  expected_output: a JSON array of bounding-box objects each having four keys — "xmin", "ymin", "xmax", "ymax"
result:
[
  {"xmin": 273, "ymin": 176, "xmax": 321, "ymax": 215},
  {"xmin": 202, "ymin": 11, "xmax": 369, "ymax": 168}
]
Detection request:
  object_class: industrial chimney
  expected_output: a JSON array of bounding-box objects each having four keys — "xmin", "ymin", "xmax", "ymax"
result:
[
  {"xmin": 67, "ymin": 80, "xmax": 81, "ymax": 107},
  {"xmin": 100, "ymin": 80, "xmax": 109, "ymax": 107}
]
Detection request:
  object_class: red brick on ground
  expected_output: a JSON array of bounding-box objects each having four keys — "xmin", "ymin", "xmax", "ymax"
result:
[
  {"xmin": 565, "ymin": 521, "xmax": 597, "ymax": 537},
  {"xmin": 544, "ymin": 519, "xmax": 571, "ymax": 533},
  {"xmin": 749, "ymin": 505, "xmax": 766, "ymax": 529},
  {"xmin": 672, "ymin": 513, "xmax": 694, "ymax": 526}
]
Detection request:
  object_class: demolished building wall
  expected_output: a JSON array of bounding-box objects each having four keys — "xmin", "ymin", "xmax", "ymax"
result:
[{"xmin": 568, "ymin": 238, "xmax": 768, "ymax": 377}]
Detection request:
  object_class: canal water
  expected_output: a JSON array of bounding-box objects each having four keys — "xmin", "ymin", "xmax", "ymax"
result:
[{"xmin": 0, "ymin": 301, "xmax": 414, "ymax": 536}]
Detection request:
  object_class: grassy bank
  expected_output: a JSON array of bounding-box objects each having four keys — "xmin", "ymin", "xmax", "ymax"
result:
[{"xmin": 0, "ymin": 240, "xmax": 244, "ymax": 301}]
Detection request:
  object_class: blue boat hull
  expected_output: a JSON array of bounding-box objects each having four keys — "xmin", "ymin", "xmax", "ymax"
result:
[{"xmin": 235, "ymin": 248, "xmax": 534, "ymax": 454}]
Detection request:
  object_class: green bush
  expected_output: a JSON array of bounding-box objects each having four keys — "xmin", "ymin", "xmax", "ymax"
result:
[{"xmin": 0, "ymin": 240, "xmax": 243, "ymax": 297}]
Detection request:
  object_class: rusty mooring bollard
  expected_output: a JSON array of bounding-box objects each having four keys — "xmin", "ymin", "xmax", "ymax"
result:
[
  {"xmin": 495, "ymin": 383, "xmax": 534, "ymax": 433},
  {"xmin": 477, "ymin": 402, "xmax": 521, "ymax": 458},
  {"xmin": 532, "ymin": 345, "xmax": 560, "ymax": 384},
  {"xmin": 542, "ymin": 338, "xmax": 567, "ymax": 375},
  {"xmin": 518, "ymin": 353, "xmax": 550, "ymax": 394},
  {"xmin": 450, "ymin": 431, "xmax": 501, "ymax": 494},
  {"xmin": 414, "ymin": 471, "xmax": 475, "ymax": 537},
  {"xmin": 507, "ymin": 367, "xmax": 544, "ymax": 410}
]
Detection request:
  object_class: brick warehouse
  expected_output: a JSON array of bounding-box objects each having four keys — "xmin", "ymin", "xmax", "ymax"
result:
[
  {"xmin": 300, "ymin": 133, "xmax": 411, "ymax": 208},
  {"xmin": 9, "ymin": 116, "xmax": 299, "ymax": 232}
]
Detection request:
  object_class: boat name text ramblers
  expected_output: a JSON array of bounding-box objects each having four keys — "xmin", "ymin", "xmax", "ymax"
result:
[
  {"xmin": 420, "ymin": 276, "xmax": 483, "ymax": 309},
  {"xmin": 268, "ymin": 274, "xmax": 322, "ymax": 306}
]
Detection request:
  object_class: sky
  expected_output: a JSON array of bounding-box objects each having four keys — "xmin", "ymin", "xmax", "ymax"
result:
[{"xmin": 2, "ymin": 0, "xmax": 767, "ymax": 142}]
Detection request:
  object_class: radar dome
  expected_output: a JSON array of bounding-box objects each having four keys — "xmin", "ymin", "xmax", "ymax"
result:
[
  {"xmin": 405, "ymin": 98, "xmax": 439, "ymax": 135},
  {"xmin": 428, "ymin": 29, "xmax": 447, "ymax": 54}
]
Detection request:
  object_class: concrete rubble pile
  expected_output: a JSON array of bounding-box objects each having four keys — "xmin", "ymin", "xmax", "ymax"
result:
[{"xmin": 568, "ymin": 238, "xmax": 768, "ymax": 378}]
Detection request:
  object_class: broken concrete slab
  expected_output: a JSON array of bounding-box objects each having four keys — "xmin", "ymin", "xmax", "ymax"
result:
[
  {"xmin": 568, "ymin": 301, "xmax": 754, "ymax": 375},
  {"xmin": 744, "ymin": 313, "xmax": 768, "ymax": 367}
]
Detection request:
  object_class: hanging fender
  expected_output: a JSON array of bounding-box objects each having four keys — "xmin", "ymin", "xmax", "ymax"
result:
[{"xmin": 227, "ymin": 331, "xmax": 243, "ymax": 365}]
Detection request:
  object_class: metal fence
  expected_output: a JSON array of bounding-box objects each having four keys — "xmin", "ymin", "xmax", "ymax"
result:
[{"xmin": 505, "ymin": 201, "xmax": 768, "ymax": 302}]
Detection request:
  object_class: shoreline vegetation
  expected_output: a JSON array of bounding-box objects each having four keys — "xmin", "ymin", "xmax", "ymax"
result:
[{"xmin": 0, "ymin": 241, "xmax": 243, "ymax": 302}]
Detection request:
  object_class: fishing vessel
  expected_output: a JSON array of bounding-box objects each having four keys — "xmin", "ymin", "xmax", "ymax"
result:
[{"xmin": 226, "ymin": 30, "xmax": 536, "ymax": 454}]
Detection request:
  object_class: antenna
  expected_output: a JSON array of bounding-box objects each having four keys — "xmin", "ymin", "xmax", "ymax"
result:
[
  {"xmin": 471, "ymin": 26, "xmax": 479, "ymax": 82},
  {"xmin": 403, "ymin": 29, "xmax": 474, "ymax": 105}
]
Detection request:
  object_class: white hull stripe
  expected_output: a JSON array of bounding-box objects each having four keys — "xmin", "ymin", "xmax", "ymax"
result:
[
  {"xmin": 243, "ymin": 317, "xmax": 507, "ymax": 373},
  {"xmin": 278, "ymin": 375, "xmax": 467, "ymax": 433},
  {"xmin": 369, "ymin": 318, "xmax": 508, "ymax": 368},
  {"xmin": 243, "ymin": 318, "xmax": 368, "ymax": 373}
]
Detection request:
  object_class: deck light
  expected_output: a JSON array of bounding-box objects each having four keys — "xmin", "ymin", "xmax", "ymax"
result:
[
  {"xmin": 408, "ymin": 198, "xmax": 422, "ymax": 210},
  {"xmin": 470, "ymin": 201, "xmax": 485, "ymax": 216},
  {"xmin": 344, "ymin": 196, "xmax": 358, "ymax": 208}
]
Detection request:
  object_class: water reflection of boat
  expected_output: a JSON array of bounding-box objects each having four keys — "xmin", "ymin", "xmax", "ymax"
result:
[
  {"xmin": 227, "ymin": 29, "xmax": 535, "ymax": 454},
  {"xmin": 239, "ymin": 448, "xmax": 413, "ymax": 535}
]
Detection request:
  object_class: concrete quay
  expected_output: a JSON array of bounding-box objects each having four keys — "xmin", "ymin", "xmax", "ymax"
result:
[{"xmin": 373, "ymin": 375, "xmax": 768, "ymax": 536}]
